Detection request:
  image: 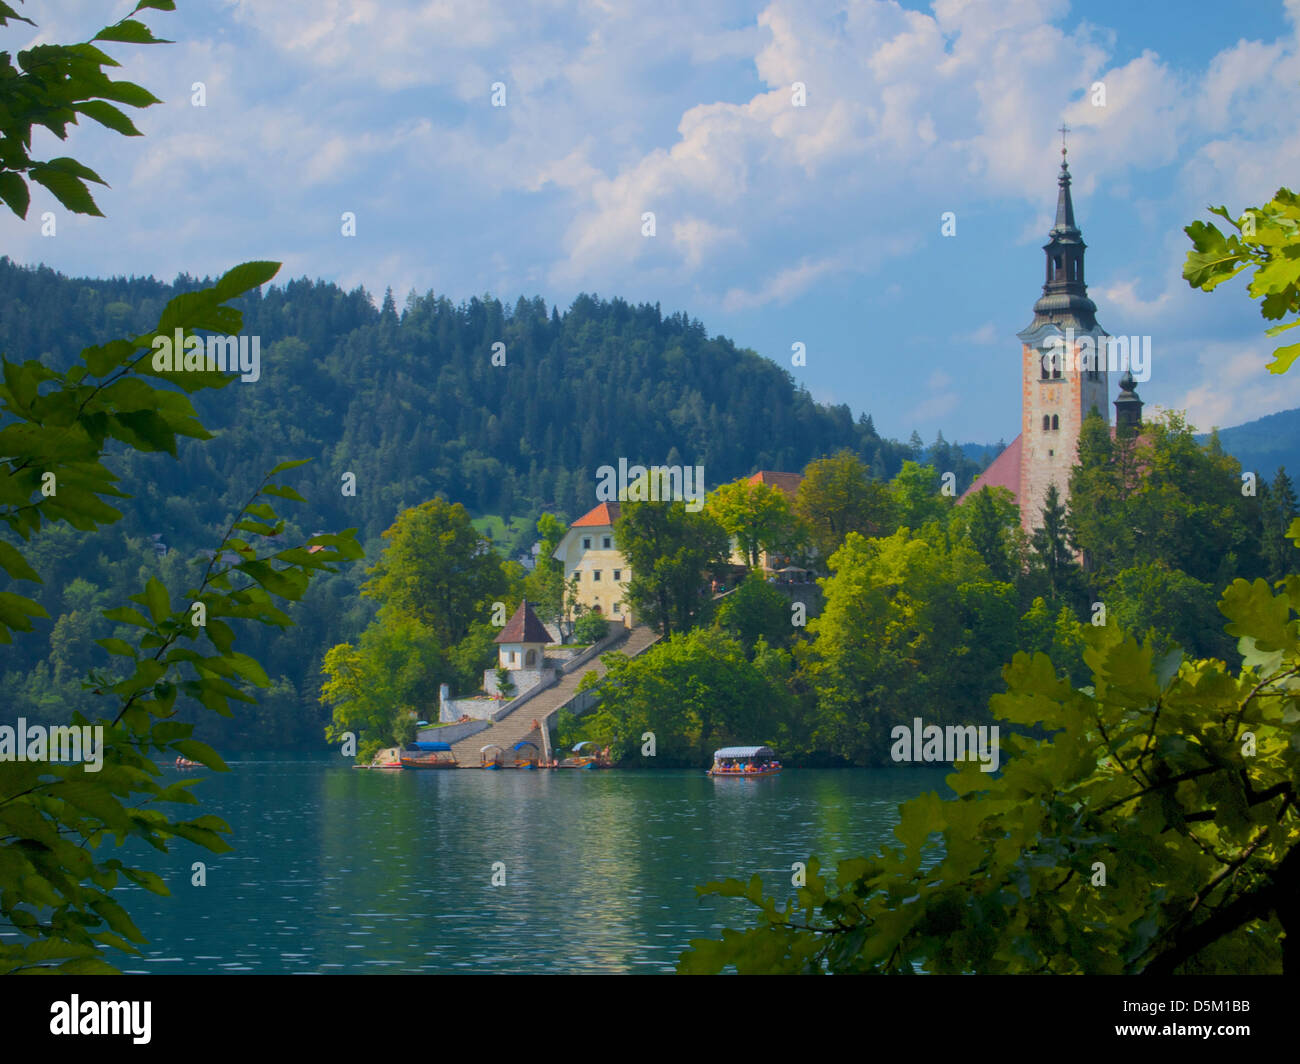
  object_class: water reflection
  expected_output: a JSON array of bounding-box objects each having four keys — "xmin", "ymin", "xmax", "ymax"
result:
[{"xmin": 113, "ymin": 755, "xmax": 950, "ymax": 973}]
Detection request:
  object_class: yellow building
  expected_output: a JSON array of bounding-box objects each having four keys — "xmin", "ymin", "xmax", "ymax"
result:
[{"xmin": 551, "ymin": 502, "xmax": 634, "ymax": 628}]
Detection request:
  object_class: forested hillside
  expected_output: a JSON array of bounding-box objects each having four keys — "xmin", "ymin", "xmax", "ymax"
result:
[
  {"xmin": 1, "ymin": 257, "xmax": 965, "ymax": 536},
  {"xmin": 1197, "ymin": 406, "xmax": 1300, "ymax": 481},
  {"xmin": 0, "ymin": 257, "xmax": 982, "ymax": 748}
]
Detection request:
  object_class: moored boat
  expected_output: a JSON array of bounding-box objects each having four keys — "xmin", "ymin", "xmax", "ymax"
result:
[
  {"xmin": 510, "ymin": 740, "xmax": 540, "ymax": 769},
  {"xmin": 551, "ymin": 740, "xmax": 598, "ymax": 769},
  {"xmin": 480, "ymin": 744, "xmax": 504, "ymax": 769},
  {"xmin": 399, "ymin": 741, "xmax": 458, "ymax": 769},
  {"xmin": 707, "ymin": 745, "xmax": 782, "ymax": 778}
]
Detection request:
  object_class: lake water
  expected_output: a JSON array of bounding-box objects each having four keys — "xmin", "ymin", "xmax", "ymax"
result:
[{"xmin": 116, "ymin": 754, "xmax": 950, "ymax": 974}]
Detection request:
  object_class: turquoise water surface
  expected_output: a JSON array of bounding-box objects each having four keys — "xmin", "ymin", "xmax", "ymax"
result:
[{"xmin": 112, "ymin": 755, "xmax": 950, "ymax": 973}]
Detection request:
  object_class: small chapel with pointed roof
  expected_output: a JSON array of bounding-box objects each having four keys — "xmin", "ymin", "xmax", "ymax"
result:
[{"xmin": 494, "ymin": 599, "xmax": 552, "ymax": 672}]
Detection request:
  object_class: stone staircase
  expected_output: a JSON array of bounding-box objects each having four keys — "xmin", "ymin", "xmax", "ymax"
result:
[{"xmin": 448, "ymin": 624, "xmax": 662, "ymax": 765}]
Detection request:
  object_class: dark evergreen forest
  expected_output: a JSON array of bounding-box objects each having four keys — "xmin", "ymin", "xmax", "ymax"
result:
[{"xmin": 0, "ymin": 257, "xmax": 984, "ymax": 748}]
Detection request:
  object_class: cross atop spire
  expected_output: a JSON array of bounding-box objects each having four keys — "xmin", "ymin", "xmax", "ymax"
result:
[{"xmin": 1058, "ymin": 123, "xmax": 1070, "ymax": 159}]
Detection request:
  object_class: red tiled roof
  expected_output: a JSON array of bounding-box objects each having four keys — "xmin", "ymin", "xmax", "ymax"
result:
[
  {"xmin": 494, "ymin": 601, "xmax": 552, "ymax": 644},
  {"xmin": 572, "ymin": 501, "xmax": 621, "ymax": 528},
  {"xmin": 745, "ymin": 471, "xmax": 803, "ymax": 498},
  {"xmin": 958, "ymin": 434, "xmax": 1022, "ymax": 504}
]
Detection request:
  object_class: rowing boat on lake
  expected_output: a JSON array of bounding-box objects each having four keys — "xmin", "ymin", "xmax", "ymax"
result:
[{"xmin": 707, "ymin": 745, "xmax": 782, "ymax": 778}]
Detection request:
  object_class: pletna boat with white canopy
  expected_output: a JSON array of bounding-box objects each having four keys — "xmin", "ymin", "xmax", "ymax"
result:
[{"xmin": 708, "ymin": 745, "xmax": 782, "ymax": 777}]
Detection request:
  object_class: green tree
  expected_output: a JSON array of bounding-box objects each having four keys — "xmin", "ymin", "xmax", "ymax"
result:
[
  {"xmin": 493, "ymin": 664, "xmax": 516, "ymax": 700},
  {"xmin": 1069, "ymin": 410, "xmax": 1252, "ymax": 586},
  {"xmin": 1103, "ymin": 562, "xmax": 1236, "ymax": 662},
  {"xmin": 715, "ymin": 570, "xmax": 796, "ymax": 653},
  {"xmin": 794, "ymin": 450, "xmax": 896, "ymax": 561},
  {"xmin": 615, "ymin": 499, "xmax": 728, "ymax": 638},
  {"xmin": 955, "ymin": 486, "xmax": 1015, "ymax": 583},
  {"xmin": 572, "ymin": 611, "xmax": 609, "ymax": 644},
  {"xmin": 1263, "ymin": 467, "xmax": 1299, "ymax": 583},
  {"xmin": 803, "ymin": 529, "xmax": 1015, "ymax": 765},
  {"xmin": 446, "ymin": 619, "xmax": 499, "ymax": 693},
  {"xmin": 1029, "ymin": 483, "xmax": 1083, "ymax": 604},
  {"xmin": 1015, "ymin": 597, "xmax": 1090, "ymax": 687},
  {"xmin": 575, "ymin": 628, "xmax": 784, "ymax": 766},
  {"xmin": 363, "ymin": 497, "xmax": 508, "ymax": 645},
  {"xmin": 705, "ymin": 478, "xmax": 802, "ymax": 568},
  {"xmin": 0, "ymin": 2, "xmax": 173, "ymax": 222},
  {"xmin": 520, "ymin": 512, "xmax": 567, "ymax": 624},
  {"xmin": 890, "ymin": 460, "xmax": 950, "ymax": 531},
  {"xmin": 321, "ymin": 606, "xmax": 444, "ymax": 755}
]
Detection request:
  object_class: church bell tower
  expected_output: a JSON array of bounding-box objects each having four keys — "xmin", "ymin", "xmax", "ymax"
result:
[{"xmin": 1014, "ymin": 135, "xmax": 1110, "ymax": 533}]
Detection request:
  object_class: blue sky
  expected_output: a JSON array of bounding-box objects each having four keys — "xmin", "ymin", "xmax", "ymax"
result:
[{"xmin": 4, "ymin": 0, "xmax": 1300, "ymax": 446}]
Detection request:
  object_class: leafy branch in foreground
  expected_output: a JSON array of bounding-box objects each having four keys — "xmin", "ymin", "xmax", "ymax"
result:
[
  {"xmin": 1184, "ymin": 189, "xmax": 1300, "ymax": 373},
  {"xmin": 0, "ymin": 259, "xmax": 283, "ymax": 643},
  {"xmin": 680, "ymin": 572, "xmax": 1298, "ymax": 974},
  {"xmin": 0, "ymin": 0, "xmax": 174, "ymax": 218},
  {"xmin": 0, "ymin": 2, "xmax": 369, "ymax": 975},
  {"xmin": 0, "ymin": 468, "xmax": 362, "ymax": 973},
  {"xmin": 1, "ymin": 2, "xmax": 189, "ymax": 645}
]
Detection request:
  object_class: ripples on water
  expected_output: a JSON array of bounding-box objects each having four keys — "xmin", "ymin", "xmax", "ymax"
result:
[{"xmin": 100, "ymin": 755, "xmax": 951, "ymax": 974}]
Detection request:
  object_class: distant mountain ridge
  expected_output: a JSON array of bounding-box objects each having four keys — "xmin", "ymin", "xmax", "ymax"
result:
[
  {"xmin": 955, "ymin": 409, "xmax": 1300, "ymax": 482},
  {"xmin": 1195, "ymin": 407, "xmax": 1300, "ymax": 479}
]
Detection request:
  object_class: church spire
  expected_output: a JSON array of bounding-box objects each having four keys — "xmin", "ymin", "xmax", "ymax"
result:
[
  {"xmin": 1052, "ymin": 127, "xmax": 1078, "ymax": 236},
  {"xmin": 1026, "ymin": 130, "xmax": 1098, "ymax": 333},
  {"xmin": 1013, "ymin": 137, "xmax": 1114, "ymax": 542}
]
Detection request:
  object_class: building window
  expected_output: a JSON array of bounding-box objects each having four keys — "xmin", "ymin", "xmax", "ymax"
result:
[
  {"xmin": 581, "ymin": 536, "xmax": 592, "ymax": 549},
  {"xmin": 1043, "ymin": 415, "xmax": 1050, "ymax": 431},
  {"xmin": 1051, "ymin": 414, "xmax": 1059, "ymax": 430},
  {"xmin": 525, "ymin": 650, "xmax": 536, "ymax": 667},
  {"xmin": 613, "ymin": 569, "xmax": 622, "ymax": 581},
  {"xmin": 593, "ymin": 570, "xmax": 602, "ymax": 581},
  {"xmin": 602, "ymin": 535, "xmax": 612, "ymax": 549},
  {"xmin": 613, "ymin": 602, "xmax": 621, "ymax": 615}
]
